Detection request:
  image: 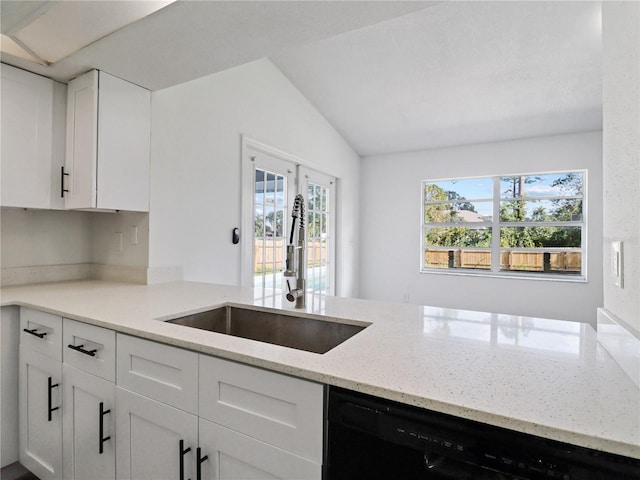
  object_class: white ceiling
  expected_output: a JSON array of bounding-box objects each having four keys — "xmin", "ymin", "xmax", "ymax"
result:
[
  {"xmin": 272, "ymin": 1, "xmax": 604, "ymax": 156},
  {"xmin": 0, "ymin": 1, "xmax": 603, "ymax": 157}
]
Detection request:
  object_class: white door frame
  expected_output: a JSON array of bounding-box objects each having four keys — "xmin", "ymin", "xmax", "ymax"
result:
[{"xmin": 240, "ymin": 136, "xmax": 337, "ymax": 292}]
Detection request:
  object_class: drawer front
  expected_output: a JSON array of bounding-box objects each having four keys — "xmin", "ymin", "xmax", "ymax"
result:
[
  {"xmin": 20, "ymin": 307, "xmax": 62, "ymax": 360},
  {"xmin": 63, "ymin": 318, "xmax": 116, "ymax": 382},
  {"xmin": 198, "ymin": 418, "xmax": 321, "ymax": 480},
  {"xmin": 116, "ymin": 334, "xmax": 198, "ymax": 414},
  {"xmin": 199, "ymin": 355, "xmax": 323, "ymax": 463}
]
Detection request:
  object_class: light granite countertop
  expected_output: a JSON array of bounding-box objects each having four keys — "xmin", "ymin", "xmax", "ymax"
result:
[{"xmin": 1, "ymin": 280, "xmax": 638, "ymax": 459}]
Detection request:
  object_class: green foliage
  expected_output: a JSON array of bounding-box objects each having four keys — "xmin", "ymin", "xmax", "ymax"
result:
[
  {"xmin": 425, "ymin": 173, "xmax": 583, "ymax": 249},
  {"xmin": 426, "ymin": 226, "xmax": 491, "ymax": 248}
]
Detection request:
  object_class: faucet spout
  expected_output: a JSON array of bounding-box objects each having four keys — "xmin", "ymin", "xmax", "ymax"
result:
[{"xmin": 285, "ymin": 194, "xmax": 306, "ymax": 308}]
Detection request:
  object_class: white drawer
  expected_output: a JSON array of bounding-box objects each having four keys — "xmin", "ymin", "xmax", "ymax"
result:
[
  {"xmin": 20, "ymin": 307, "xmax": 62, "ymax": 361},
  {"xmin": 63, "ymin": 318, "xmax": 116, "ymax": 382},
  {"xmin": 116, "ymin": 334, "xmax": 198, "ymax": 414},
  {"xmin": 198, "ymin": 355, "xmax": 324, "ymax": 463}
]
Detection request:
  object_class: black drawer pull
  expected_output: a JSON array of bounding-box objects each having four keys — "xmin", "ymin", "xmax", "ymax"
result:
[
  {"xmin": 48, "ymin": 376, "xmax": 59, "ymax": 421},
  {"xmin": 180, "ymin": 439, "xmax": 191, "ymax": 480},
  {"xmin": 23, "ymin": 328, "xmax": 47, "ymax": 339},
  {"xmin": 61, "ymin": 166, "xmax": 69, "ymax": 198},
  {"xmin": 196, "ymin": 447, "xmax": 208, "ymax": 480},
  {"xmin": 67, "ymin": 344, "xmax": 97, "ymax": 357},
  {"xmin": 99, "ymin": 402, "xmax": 111, "ymax": 454}
]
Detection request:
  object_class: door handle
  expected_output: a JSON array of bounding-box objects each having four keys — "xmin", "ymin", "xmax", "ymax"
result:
[
  {"xmin": 99, "ymin": 402, "xmax": 111, "ymax": 454},
  {"xmin": 179, "ymin": 439, "xmax": 191, "ymax": 480},
  {"xmin": 67, "ymin": 344, "xmax": 97, "ymax": 357},
  {"xmin": 47, "ymin": 376, "xmax": 59, "ymax": 421},
  {"xmin": 61, "ymin": 166, "xmax": 69, "ymax": 198},
  {"xmin": 196, "ymin": 447, "xmax": 208, "ymax": 480},
  {"xmin": 23, "ymin": 328, "xmax": 47, "ymax": 339}
]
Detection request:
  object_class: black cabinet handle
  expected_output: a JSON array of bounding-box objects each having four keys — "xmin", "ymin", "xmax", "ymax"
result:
[
  {"xmin": 67, "ymin": 344, "xmax": 97, "ymax": 357},
  {"xmin": 61, "ymin": 166, "xmax": 69, "ymax": 198},
  {"xmin": 196, "ymin": 447, "xmax": 208, "ymax": 480},
  {"xmin": 180, "ymin": 439, "xmax": 191, "ymax": 480},
  {"xmin": 23, "ymin": 328, "xmax": 47, "ymax": 339},
  {"xmin": 47, "ymin": 376, "xmax": 59, "ymax": 422},
  {"xmin": 99, "ymin": 402, "xmax": 111, "ymax": 454}
]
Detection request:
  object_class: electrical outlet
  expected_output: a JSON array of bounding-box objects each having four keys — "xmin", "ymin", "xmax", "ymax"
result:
[{"xmin": 612, "ymin": 241, "xmax": 623, "ymax": 288}]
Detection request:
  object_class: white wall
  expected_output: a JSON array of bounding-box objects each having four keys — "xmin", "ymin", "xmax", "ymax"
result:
[
  {"xmin": 90, "ymin": 211, "xmax": 149, "ymax": 268},
  {"xmin": 359, "ymin": 131, "xmax": 603, "ymax": 325},
  {"xmin": 149, "ymin": 58, "xmax": 360, "ymax": 296},
  {"xmin": 0, "ymin": 208, "xmax": 149, "ymax": 283},
  {"xmin": 0, "ymin": 208, "xmax": 92, "ymax": 268},
  {"xmin": 602, "ymin": 2, "xmax": 640, "ymax": 333}
]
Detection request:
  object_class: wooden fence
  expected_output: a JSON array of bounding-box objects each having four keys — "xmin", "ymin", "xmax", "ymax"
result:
[
  {"xmin": 425, "ymin": 249, "xmax": 581, "ymax": 272},
  {"xmin": 254, "ymin": 239, "xmax": 327, "ymax": 271}
]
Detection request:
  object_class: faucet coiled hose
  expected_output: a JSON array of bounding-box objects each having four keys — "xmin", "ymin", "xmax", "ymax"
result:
[{"xmin": 290, "ymin": 194, "xmax": 305, "ymax": 243}]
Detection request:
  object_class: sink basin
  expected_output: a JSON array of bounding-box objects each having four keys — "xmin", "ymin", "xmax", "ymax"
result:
[{"xmin": 165, "ymin": 306, "xmax": 368, "ymax": 354}]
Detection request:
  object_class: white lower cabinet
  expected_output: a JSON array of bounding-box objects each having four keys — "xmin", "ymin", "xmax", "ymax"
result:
[
  {"xmin": 18, "ymin": 319, "xmax": 324, "ymax": 480},
  {"xmin": 198, "ymin": 418, "xmax": 321, "ymax": 480},
  {"xmin": 62, "ymin": 365, "xmax": 115, "ymax": 480},
  {"xmin": 19, "ymin": 348, "xmax": 63, "ymax": 480},
  {"xmin": 115, "ymin": 387, "xmax": 198, "ymax": 480}
]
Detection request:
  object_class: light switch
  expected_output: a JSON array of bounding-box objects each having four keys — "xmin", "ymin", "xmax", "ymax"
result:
[{"xmin": 612, "ymin": 241, "xmax": 623, "ymax": 288}]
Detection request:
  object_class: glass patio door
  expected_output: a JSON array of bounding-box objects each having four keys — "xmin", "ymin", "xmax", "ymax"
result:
[
  {"xmin": 246, "ymin": 152, "xmax": 296, "ymax": 293},
  {"xmin": 241, "ymin": 138, "xmax": 336, "ymax": 298}
]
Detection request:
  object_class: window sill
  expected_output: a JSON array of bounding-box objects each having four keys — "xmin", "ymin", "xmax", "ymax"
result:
[{"xmin": 420, "ymin": 268, "xmax": 587, "ymax": 283}]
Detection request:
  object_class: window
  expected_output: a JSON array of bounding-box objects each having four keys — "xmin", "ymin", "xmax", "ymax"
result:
[{"xmin": 421, "ymin": 171, "xmax": 585, "ymax": 279}]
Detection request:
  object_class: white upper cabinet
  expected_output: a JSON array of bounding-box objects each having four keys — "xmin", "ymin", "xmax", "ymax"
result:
[
  {"xmin": 64, "ymin": 70, "xmax": 150, "ymax": 211},
  {"xmin": 1, "ymin": 64, "xmax": 65, "ymax": 210}
]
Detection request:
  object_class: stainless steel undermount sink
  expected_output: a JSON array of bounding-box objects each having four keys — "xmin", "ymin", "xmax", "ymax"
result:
[{"xmin": 164, "ymin": 305, "xmax": 368, "ymax": 354}]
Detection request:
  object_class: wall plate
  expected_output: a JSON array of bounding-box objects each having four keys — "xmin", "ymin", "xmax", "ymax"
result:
[{"xmin": 612, "ymin": 241, "xmax": 623, "ymax": 288}]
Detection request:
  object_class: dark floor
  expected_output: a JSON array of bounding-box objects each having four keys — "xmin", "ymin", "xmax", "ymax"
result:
[{"xmin": 1, "ymin": 462, "xmax": 40, "ymax": 480}]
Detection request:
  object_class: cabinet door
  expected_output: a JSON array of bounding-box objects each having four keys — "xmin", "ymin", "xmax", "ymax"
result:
[
  {"xmin": 19, "ymin": 348, "xmax": 62, "ymax": 480},
  {"xmin": 65, "ymin": 69, "xmax": 98, "ymax": 209},
  {"xmin": 1, "ymin": 64, "xmax": 53, "ymax": 208},
  {"xmin": 198, "ymin": 419, "xmax": 321, "ymax": 480},
  {"xmin": 62, "ymin": 365, "xmax": 115, "ymax": 480},
  {"xmin": 116, "ymin": 387, "xmax": 198, "ymax": 480}
]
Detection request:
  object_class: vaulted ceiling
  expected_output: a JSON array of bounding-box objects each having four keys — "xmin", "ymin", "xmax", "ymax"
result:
[{"xmin": 0, "ymin": 1, "xmax": 602, "ymax": 157}]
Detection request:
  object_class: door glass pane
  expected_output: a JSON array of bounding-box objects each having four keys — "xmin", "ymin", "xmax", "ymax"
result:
[
  {"xmin": 307, "ymin": 182, "xmax": 329, "ymax": 294},
  {"xmin": 254, "ymin": 167, "xmax": 287, "ymax": 291}
]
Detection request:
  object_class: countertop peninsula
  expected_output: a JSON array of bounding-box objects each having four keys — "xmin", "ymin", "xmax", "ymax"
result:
[{"xmin": 2, "ymin": 280, "xmax": 638, "ymax": 459}]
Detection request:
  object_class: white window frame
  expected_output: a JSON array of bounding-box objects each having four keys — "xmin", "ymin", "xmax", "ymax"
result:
[{"xmin": 420, "ymin": 170, "xmax": 587, "ymax": 282}]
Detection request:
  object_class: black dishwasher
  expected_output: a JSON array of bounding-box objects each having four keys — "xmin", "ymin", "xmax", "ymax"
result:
[{"xmin": 325, "ymin": 387, "xmax": 640, "ymax": 480}]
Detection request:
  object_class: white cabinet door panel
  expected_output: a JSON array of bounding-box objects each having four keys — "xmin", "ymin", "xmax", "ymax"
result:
[
  {"xmin": 116, "ymin": 387, "xmax": 198, "ymax": 480},
  {"xmin": 1, "ymin": 64, "xmax": 53, "ymax": 209},
  {"xmin": 65, "ymin": 69, "xmax": 98, "ymax": 209},
  {"xmin": 62, "ymin": 365, "xmax": 115, "ymax": 480},
  {"xmin": 19, "ymin": 348, "xmax": 62, "ymax": 480},
  {"xmin": 198, "ymin": 419, "xmax": 321, "ymax": 480}
]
